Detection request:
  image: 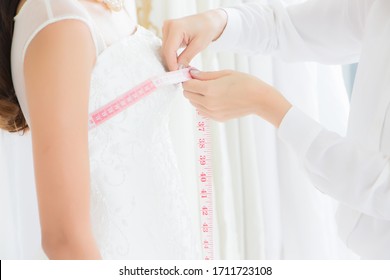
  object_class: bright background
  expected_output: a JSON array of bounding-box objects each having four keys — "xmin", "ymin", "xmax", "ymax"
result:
[{"xmin": 0, "ymin": 0, "xmax": 358, "ymax": 259}]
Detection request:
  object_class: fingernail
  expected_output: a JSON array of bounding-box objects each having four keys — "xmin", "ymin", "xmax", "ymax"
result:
[
  {"xmin": 178, "ymin": 63, "xmax": 186, "ymax": 70},
  {"xmin": 190, "ymin": 69, "xmax": 200, "ymax": 76}
]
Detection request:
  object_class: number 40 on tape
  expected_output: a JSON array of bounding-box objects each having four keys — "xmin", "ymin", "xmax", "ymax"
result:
[{"xmin": 196, "ymin": 112, "xmax": 214, "ymax": 260}]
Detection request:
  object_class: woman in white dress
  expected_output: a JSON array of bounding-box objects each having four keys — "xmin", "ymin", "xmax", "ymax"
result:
[{"xmin": 0, "ymin": 0, "xmax": 200, "ymax": 259}]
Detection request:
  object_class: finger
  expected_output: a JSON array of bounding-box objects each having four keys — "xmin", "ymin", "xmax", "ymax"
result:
[
  {"xmin": 189, "ymin": 69, "xmax": 232, "ymax": 81},
  {"xmin": 189, "ymin": 99, "xmax": 215, "ymax": 118},
  {"xmin": 199, "ymin": 110, "xmax": 226, "ymax": 122},
  {"xmin": 183, "ymin": 80, "xmax": 210, "ymax": 96},
  {"xmin": 162, "ymin": 36, "xmax": 181, "ymax": 70},
  {"xmin": 177, "ymin": 37, "xmax": 205, "ymax": 68},
  {"xmin": 162, "ymin": 22, "xmax": 184, "ymax": 71},
  {"xmin": 183, "ymin": 90, "xmax": 205, "ymax": 105},
  {"xmin": 196, "ymin": 108, "xmax": 213, "ymax": 119},
  {"xmin": 190, "ymin": 101, "xmax": 208, "ymax": 112}
]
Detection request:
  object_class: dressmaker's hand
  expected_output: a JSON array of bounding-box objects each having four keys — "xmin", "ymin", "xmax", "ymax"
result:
[
  {"xmin": 162, "ymin": 9, "xmax": 227, "ymax": 71},
  {"xmin": 183, "ymin": 70, "xmax": 292, "ymax": 128}
]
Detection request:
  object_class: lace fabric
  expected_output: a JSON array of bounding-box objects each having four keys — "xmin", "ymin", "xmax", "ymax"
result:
[{"xmin": 88, "ymin": 28, "xmax": 200, "ymax": 259}]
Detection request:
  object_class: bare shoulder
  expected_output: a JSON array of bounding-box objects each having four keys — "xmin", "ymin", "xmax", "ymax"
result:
[
  {"xmin": 23, "ymin": 19, "xmax": 95, "ymax": 134},
  {"xmin": 24, "ymin": 19, "xmax": 96, "ymax": 64}
]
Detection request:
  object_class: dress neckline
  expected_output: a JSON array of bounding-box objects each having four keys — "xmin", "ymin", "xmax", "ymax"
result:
[
  {"xmin": 14, "ymin": 0, "xmax": 142, "ymax": 54},
  {"xmin": 94, "ymin": 25, "xmax": 153, "ymax": 60}
]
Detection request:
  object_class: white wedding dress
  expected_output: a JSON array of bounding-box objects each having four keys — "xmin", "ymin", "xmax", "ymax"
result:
[{"xmin": 10, "ymin": 0, "xmax": 200, "ymax": 259}]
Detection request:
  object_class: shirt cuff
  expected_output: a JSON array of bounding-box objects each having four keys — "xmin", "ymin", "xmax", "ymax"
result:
[
  {"xmin": 278, "ymin": 107, "xmax": 323, "ymax": 158},
  {"xmin": 209, "ymin": 7, "xmax": 243, "ymax": 52}
]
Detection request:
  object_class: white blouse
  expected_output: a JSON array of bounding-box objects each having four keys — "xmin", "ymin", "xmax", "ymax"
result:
[{"xmin": 213, "ymin": 0, "xmax": 390, "ymax": 259}]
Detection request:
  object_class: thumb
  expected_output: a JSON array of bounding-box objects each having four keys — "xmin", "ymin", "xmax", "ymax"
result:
[{"xmin": 190, "ymin": 69, "xmax": 232, "ymax": 81}]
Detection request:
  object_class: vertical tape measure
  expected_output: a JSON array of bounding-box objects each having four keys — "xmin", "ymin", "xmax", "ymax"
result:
[
  {"xmin": 88, "ymin": 68, "xmax": 214, "ymax": 259},
  {"xmin": 196, "ymin": 112, "xmax": 214, "ymax": 260}
]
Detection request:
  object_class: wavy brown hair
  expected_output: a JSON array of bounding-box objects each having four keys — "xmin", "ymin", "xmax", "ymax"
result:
[{"xmin": 0, "ymin": 0, "xmax": 28, "ymax": 133}]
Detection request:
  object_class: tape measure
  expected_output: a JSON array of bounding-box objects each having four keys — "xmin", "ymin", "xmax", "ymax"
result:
[
  {"xmin": 88, "ymin": 68, "xmax": 214, "ymax": 260},
  {"xmin": 88, "ymin": 68, "xmax": 192, "ymax": 129},
  {"xmin": 196, "ymin": 110, "xmax": 214, "ymax": 260}
]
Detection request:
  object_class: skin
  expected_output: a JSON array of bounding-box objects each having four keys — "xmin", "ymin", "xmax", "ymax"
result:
[
  {"xmin": 162, "ymin": 9, "xmax": 292, "ymax": 128},
  {"xmin": 16, "ymin": 0, "xmax": 26, "ymax": 13},
  {"xmin": 19, "ymin": 0, "xmax": 137, "ymax": 260},
  {"xmin": 184, "ymin": 70, "xmax": 292, "ymax": 128},
  {"xmin": 24, "ymin": 20, "xmax": 101, "ymax": 259}
]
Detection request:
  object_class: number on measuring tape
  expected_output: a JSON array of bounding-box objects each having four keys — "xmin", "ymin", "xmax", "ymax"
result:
[{"xmin": 196, "ymin": 111, "xmax": 214, "ymax": 260}]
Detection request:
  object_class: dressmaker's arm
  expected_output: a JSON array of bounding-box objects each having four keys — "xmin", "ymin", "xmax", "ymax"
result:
[{"xmin": 213, "ymin": 0, "xmax": 375, "ymax": 64}]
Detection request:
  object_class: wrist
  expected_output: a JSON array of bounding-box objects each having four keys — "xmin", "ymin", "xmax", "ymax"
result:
[
  {"xmin": 207, "ymin": 9, "xmax": 228, "ymax": 41},
  {"xmin": 252, "ymin": 80, "xmax": 292, "ymax": 128},
  {"xmin": 273, "ymin": 97, "xmax": 292, "ymax": 128}
]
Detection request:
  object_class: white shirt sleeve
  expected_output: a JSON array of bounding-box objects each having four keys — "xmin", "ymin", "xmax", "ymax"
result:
[
  {"xmin": 213, "ymin": 0, "xmax": 374, "ymax": 64},
  {"xmin": 212, "ymin": 0, "xmax": 390, "ymax": 220},
  {"xmin": 278, "ymin": 107, "xmax": 390, "ymax": 220}
]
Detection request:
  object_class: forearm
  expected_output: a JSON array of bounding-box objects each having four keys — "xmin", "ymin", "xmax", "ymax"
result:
[
  {"xmin": 211, "ymin": 3, "xmax": 277, "ymax": 55},
  {"xmin": 238, "ymin": 73, "xmax": 291, "ymax": 128},
  {"xmin": 252, "ymin": 85, "xmax": 292, "ymax": 128},
  {"xmin": 278, "ymin": 107, "xmax": 390, "ymax": 219},
  {"xmin": 208, "ymin": 9, "xmax": 228, "ymax": 42},
  {"xmin": 253, "ymin": 78, "xmax": 390, "ymax": 219},
  {"xmin": 212, "ymin": 0, "xmax": 372, "ymax": 64}
]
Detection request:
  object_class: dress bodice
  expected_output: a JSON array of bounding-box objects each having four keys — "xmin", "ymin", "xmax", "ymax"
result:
[{"xmin": 87, "ymin": 26, "xmax": 200, "ymax": 259}]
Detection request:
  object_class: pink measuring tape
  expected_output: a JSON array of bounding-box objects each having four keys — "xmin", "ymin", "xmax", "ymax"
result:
[
  {"xmin": 88, "ymin": 68, "xmax": 214, "ymax": 260},
  {"xmin": 196, "ymin": 110, "xmax": 214, "ymax": 260},
  {"xmin": 89, "ymin": 68, "xmax": 192, "ymax": 129}
]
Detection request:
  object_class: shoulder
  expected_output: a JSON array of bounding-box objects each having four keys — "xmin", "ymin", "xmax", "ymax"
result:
[
  {"xmin": 15, "ymin": 0, "xmax": 92, "ymax": 21},
  {"xmin": 13, "ymin": 0, "xmax": 98, "ymax": 60},
  {"xmin": 23, "ymin": 16, "xmax": 96, "ymax": 127}
]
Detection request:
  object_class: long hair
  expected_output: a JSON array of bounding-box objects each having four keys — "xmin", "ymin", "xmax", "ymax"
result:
[{"xmin": 0, "ymin": 0, "xmax": 28, "ymax": 133}]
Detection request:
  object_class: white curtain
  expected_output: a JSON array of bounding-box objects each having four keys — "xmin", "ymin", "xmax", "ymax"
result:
[{"xmin": 0, "ymin": 0, "xmax": 357, "ymax": 259}]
